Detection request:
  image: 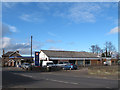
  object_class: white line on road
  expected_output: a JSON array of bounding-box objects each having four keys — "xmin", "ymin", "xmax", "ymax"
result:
[
  {"xmin": 14, "ymin": 73, "xmax": 33, "ymax": 78},
  {"xmin": 106, "ymin": 87, "xmax": 111, "ymax": 88},
  {"xmin": 20, "ymin": 74, "xmax": 33, "ymax": 78},
  {"xmin": 45, "ymin": 78, "xmax": 79, "ymax": 85}
]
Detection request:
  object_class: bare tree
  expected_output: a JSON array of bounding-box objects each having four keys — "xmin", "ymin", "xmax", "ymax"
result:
[
  {"xmin": 89, "ymin": 41, "xmax": 116, "ymax": 57},
  {"xmin": 95, "ymin": 45, "xmax": 101, "ymax": 54},
  {"xmin": 104, "ymin": 41, "xmax": 116, "ymax": 57},
  {"xmin": 90, "ymin": 45, "xmax": 101, "ymax": 54},
  {"xmin": 108, "ymin": 42, "xmax": 116, "ymax": 52},
  {"xmin": 90, "ymin": 45, "xmax": 96, "ymax": 53}
]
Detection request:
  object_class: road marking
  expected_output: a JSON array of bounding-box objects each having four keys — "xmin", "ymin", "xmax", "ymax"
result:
[
  {"xmin": 20, "ymin": 74, "xmax": 33, "ymax": 78},
  {"xmin": 45, "ymin": 78, "xmax": 79, "ymax": 85},
  {"xmin": 106, "ymin": 87, "xmax": 111, "ymax": 88},
  {"xmin": 70, "ymin": 82, "xmax": 78, "ymax": 85},
  {"xmin": 14, "ymin": 73, "xmax": 33, "ymax": 78}
]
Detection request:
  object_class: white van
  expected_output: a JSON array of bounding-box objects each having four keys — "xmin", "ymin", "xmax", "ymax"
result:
[{"xmin": 42, "ymin": 61, "xmax": 54, "ymax": 67}]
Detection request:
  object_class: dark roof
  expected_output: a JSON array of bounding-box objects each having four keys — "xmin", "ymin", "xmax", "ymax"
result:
[
  {"xmin": 41, "ymin": 50, "xmax": 98, "ymax": 58},
  {"xmin": 2, "ymin": 51, "xmax": 14, "ymax": 57},
  {"xmin": 2, "ymin": 51, "xmax": 21, "ymax": 57},
  {"xmin": 9, "ymin": 56, "xmax": 34, "ymax": 59}
]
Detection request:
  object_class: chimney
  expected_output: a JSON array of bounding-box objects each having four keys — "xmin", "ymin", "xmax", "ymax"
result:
[
  {"xmin": 16, "ymin": 50, "xmax": 19, "ymax": 53},
  {"xmin": 3, "ymin": 49, "xmax": 5, "ymax": 55},
  {"xmin": 31, "ymin": 36, "xmax": 32, "ymax": 58}
]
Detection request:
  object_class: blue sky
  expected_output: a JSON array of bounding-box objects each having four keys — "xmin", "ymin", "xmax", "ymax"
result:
[{"xmin": 2, "ymin": 2, "xmax": 118, "ymax": 55}]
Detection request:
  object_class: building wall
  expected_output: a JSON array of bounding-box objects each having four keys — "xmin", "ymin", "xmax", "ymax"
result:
[
  {"xmin": 91, "ymin": 60, "xmax": 102, "ymax": 66},
  {"xmin": 39, "ymin": 51, "xmax": 49, "ymax": 61},
  {"xmin": 49, "ymin": 59, "xmax": 102, "ymax": 66},
  {"xmin": 91, "ymin": 60, "xmax": 97, "ymax": 65},
  {"xmin": 2, "ymin": 52, "xmax": 21, "ymax": 67},
  {"xmin": 102, "ymin": 58, "xmax": 118, "ymax": 65},
  {"xmin": 2, "ymin": 57, "xmax": 9, "ymax": 66},
  {"xmin": 111, "ymin": 59, "xmax": 118, "ymax": 65}
]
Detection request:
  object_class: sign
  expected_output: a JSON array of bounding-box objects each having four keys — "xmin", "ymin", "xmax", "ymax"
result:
[
  {"xmin": 36, "ymin": 53, "xmax": 38, "ymax": 55},
  {"xmin": 35, "ymin": 52, "xmax": 40, "ymax": 66}
]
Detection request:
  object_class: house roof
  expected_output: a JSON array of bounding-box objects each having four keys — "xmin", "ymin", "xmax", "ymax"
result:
[
  {"xmin": 41, "ymin": 50, "xmax": 98, "ymax": 58},
  {"xmin": 2, "ymin": 51, "xmax": 21, "ymax": 57},
  {"xmin": 2, "ymin": 51, "xmax": 14, "ymax": 57}
]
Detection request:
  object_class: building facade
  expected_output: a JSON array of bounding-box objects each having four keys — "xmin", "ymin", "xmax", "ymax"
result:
[
  {"xmin": 2, "ymin": 50, "xmax": 33, "ymax": 67},
  {"xmin": 35, "ymin": 50, "xmax": 104, "ymax": 66}
]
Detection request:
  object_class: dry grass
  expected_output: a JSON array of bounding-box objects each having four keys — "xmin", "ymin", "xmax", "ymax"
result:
[{"xmin": 88, "ymin": 65, "xmax": 119, "ymax": 76}]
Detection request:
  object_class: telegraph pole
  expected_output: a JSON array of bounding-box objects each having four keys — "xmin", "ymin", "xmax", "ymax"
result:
[{"xmin": 31, "ymin": 36, "xmax": 32, "ymax": 58}]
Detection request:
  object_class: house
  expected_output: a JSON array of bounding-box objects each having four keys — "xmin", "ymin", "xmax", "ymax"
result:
[
  {"xmin": 2, "ymin": 51, "xmax": 21, "ymax": 67},
  {"xmin": 35, "ymin": 50, "xmax": 102, "ymax": 66},
  {"xmin": 2, "ymin": 50, "xmax": 33, "ymax": 67}
]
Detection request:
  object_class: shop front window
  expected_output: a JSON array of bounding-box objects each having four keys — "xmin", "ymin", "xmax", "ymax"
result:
[{"xmin": 85, "ymin": 60, "xmax": 90, "ymax": 65}]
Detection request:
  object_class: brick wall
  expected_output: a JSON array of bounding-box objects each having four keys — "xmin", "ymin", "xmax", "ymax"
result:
[{"xmin": 91, "ymin": 60, "xmax": 102, "ymax": 66}]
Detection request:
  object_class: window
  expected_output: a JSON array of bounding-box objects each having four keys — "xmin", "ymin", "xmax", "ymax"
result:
[
  {"xmin": 98, "ymin": 59, "xmax": 100, "ymax": 61},
  {"xmin": 59, "ymin": 62, "xmax": 63, "ymax": 64},
  {"xmin": 112, "ymin": 61, "xmax": 114, "ymax": 64},
  {"xmin": 85, "ymin": 60, "xmax": 90, "ymax": 65},
  {"xmin": 47, "ymin": 62, "xmax": 53, "ymax": 66},
  {"xmin": 77, "ymin": 60, "xmax": 83, "ymax": 65}
]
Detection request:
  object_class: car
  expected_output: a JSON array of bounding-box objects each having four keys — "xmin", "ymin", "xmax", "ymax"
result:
[
  {"xmin": 21, "ymin": 63, "xmax": 31, "ymax": 70},
  {"xmin": 72, "ymin": 64, "xmax": 77, "ymax": 70},
  {"xmin": 55, "ymin": 62, "xmax": 69, "ymax": 67},
  {"xmin": 62, "ymin": 63, "xmax": 77, "ymax": 70}
]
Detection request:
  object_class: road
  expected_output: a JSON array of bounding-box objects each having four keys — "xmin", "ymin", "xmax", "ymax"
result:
[{"xmin": 2, "ymin": 67, "xmax": 119, "ymax": 88}]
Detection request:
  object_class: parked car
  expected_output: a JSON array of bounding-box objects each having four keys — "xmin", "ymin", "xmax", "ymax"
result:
[
  {"xmin": 103, "ymin": 61, "xmax": 111, "ymax": 66},
  {"xmin": 62, "ymin": 63, "xmax": 77, "ymax": 70},
  {"xmin": 55, "ymin": 62, "xmax": 68, "ymax": 67},
  {"xmin": 72, "ymin": 63, "xmax": 77, "ymax": 70},
  {"xmin": 21, "ymin": 63, "xmax": 32, "ymax": 70}
]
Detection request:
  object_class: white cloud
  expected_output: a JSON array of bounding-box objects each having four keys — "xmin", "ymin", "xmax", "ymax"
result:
[
  {"xmin": 2, "ymin": 2, "xmax": 17, "ymax": 8},
  {"xmin": 1, "ymin": 23, "xmax": 43, "ymax": 55},
  {"xmin": 108, "ymin": 27, "xmax": 119, "ymax": 34},
  {"xmin": 1, "ymin": 23, "xmax": 17, "ymax": 36},
  {"xmin": 67, "ymin": 3, "xmax": 101, "ymax": 23},
  {"xmin": 53, "ymin": 3, "xmax": 117, "ymax": 23},
  {"xmin": 53, "ymin": 3, "xmax": 102, "ymax": 23},
  {"xmin": 2, "ymin": 38, "xmax": 31, "ymax": 55},
  {"xmin": 20, "ymin": 13, "xmax": 45, "ymax": 23},
  {"xmin": 8, "ymin": 25, "xmax": 17, "ymax": 32},
  {"xmin": 68, "ymin": 11, "xmax": 95, "ymax": 23},
  {"xmin": 20, "ymin": 14, "xmax": 31, "ymax": 22},
  {"xmin": 2, "ymin": 37, "xmax": 11, "ymax": 48},
  {"xmin": 1, "ymin": 23, "xmax": 31, "ymax": 55},
  {"xmin": 1, "ymin": 36, "xmax": 44, "ymax": 55}
]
